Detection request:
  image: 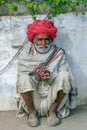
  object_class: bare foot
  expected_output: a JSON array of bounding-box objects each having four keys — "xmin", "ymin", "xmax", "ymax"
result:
[{"xmin": 49, "ymin": 102, "xmax": 58, "ymax": 115}]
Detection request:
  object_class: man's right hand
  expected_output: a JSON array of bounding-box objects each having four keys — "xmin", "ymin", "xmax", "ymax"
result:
[{"xmin": 34, "ymin": 66, "xmax": 50, "ymax": 81}]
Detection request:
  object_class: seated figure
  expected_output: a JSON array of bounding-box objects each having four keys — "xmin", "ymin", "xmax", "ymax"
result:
[{"xmin": 16, "ymin": 20, "xmax": 77, "ymax": 127}]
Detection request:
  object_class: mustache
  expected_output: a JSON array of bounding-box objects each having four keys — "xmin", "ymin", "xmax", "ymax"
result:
[{"xmin": 37, "ymin": 44, "xmax": 51, "ymax": 48}]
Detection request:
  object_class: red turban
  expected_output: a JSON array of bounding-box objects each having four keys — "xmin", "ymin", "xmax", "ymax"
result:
[{"xmin": 27, "ymin": 20, "xmax": 57, "ymax": 43}]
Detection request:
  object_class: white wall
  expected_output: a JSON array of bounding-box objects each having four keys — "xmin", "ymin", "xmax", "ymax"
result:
[{"xmin": 0, "ymin": 13, "xmax": 87, "ymax": 110}]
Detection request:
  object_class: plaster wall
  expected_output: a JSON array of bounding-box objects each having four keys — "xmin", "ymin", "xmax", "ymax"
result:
[{"xmin": 0, "ymin": 13, "xmax": 87, "ymax": 110}]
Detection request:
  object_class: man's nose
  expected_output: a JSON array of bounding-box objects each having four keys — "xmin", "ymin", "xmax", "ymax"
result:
[{"xmin": 41, "ymin": 39, "xmax": 46, "ymax": 45}]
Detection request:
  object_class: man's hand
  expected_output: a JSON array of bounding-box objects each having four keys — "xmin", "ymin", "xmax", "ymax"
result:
[{"xmin": 34, "ymin": 66, "xmax": 50, "ymax": 81}]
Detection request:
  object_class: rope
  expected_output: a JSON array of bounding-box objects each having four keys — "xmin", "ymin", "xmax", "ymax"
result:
[{"xmin": 0, "ymin": 39, "xmax": 26, "ymax": 75}]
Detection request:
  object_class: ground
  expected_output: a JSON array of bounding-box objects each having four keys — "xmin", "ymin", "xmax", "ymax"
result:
[{"xmin": 0, "ymin": 105, "xmax": 87, "ymax": 130}]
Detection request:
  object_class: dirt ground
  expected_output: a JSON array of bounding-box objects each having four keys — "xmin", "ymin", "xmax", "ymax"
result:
[{"xmin": 0, "ymin": 105, "xmax": 87, "ymax": 130}]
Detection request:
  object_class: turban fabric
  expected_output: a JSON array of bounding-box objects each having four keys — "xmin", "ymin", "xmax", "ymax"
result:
[{"xmin": 27, "ymin": 20, "xmax": 57, "ymax": 43}]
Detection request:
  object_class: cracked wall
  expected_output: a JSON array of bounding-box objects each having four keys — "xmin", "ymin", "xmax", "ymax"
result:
[{"xmin": 0, "ymin": 13, "xmax": 87, "ymax": 110}]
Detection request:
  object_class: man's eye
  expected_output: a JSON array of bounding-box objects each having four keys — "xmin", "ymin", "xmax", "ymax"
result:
[
  {"xmin": 45, "ymin": 38, "xmax": 50, "ymax": 41},
  {"xmin": 38, "ymin": 38, "xmax": 43, "ymax": 41},
  {"xmin": 37, "ymin": 38, "xmax": 50, "ymax": 41}
]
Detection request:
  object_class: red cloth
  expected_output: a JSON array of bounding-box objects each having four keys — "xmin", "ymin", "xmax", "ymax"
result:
[{"xmin": 27, "ymin": 20, "xmax": 57, "ymax": 43}]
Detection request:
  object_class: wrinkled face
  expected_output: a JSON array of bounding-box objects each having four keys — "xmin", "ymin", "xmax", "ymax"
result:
[{"xmin": 33, "ymin": 34, "xmax": 52, "ymax": 54}]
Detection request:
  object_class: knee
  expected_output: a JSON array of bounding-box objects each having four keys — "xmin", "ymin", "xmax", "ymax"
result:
[{"xmin": 58, "ymin": 71, "xmax": 71, "ymax": 81}]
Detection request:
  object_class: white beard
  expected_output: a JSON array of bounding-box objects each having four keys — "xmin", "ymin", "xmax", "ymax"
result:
[{"xmin": 34, "ymin": 42, "xmax": 52, "ymax": 54}]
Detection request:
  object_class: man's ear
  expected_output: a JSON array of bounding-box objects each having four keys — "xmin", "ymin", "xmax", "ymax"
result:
[
  {"xmin": 33, "ymin": 38, "xmax": 35, "ymax": 43},
  {"xmin": 50, "ymin": 38, "xmax": 53, "ymax": 42},
  {"xmin": 33, "ymin": 36, "xmax": 36, "ymax": 43}
]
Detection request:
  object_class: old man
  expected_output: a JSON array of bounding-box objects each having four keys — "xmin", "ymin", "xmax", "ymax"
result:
[{"xmin": 16, "ymin": 20, "xmax": 74, "ymax": 127}]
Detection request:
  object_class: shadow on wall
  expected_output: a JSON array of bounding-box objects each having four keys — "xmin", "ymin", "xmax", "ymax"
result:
[
  {"xmin": 55, "ymin": 29, "xmax": 73, "ymax": 51},
  {"xmin": 55, "ymin": 30, "xmax": 87, "ymax": 98}
]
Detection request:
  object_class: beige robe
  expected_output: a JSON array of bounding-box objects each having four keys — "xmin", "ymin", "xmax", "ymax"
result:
[{"xmin": 16, "ymin": 41, "xmax": 77, "ymax": 118}]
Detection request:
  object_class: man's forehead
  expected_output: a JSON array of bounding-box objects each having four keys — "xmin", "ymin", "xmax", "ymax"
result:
[{"xmin": 35, "ymin": 34, "xmax": 50, "ymax": 38}]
